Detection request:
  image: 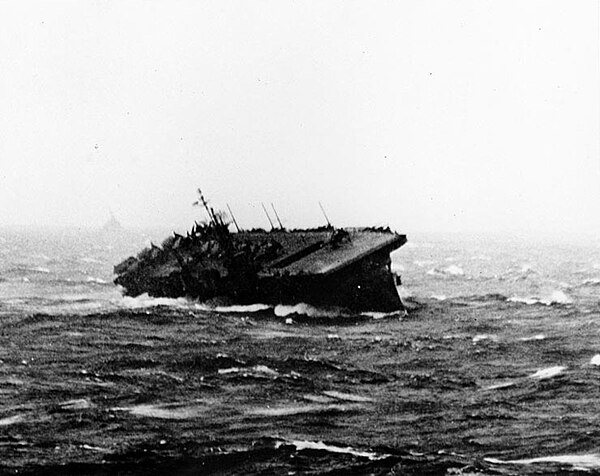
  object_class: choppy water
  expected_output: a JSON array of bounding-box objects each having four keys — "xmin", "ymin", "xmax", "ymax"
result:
[{"xmin": 1, "ymin": 227, "xmax": 600, "ymax": 474}]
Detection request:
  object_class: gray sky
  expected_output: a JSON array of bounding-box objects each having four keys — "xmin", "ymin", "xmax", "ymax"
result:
[{"xmin": 1, "ymin": 1, "xmax": 599, "ymax": 234}]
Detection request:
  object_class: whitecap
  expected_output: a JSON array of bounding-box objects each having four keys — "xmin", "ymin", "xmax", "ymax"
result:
[
  {"xmin": 443, "ymin": 265, "xmax": 464, "ymax": 276},
  {"xmin": 322, "ymin": 390, "xmax": 374, "ymax": 402},
  {"xmin": 590, "ymin": 354, "xmax": 600, "ymax": 366},
  {"xmin": 542, "ymin": 290, "xmax": 573, "ymax": 305},
  {"xmin": 361, "ymin": 310, "xmax": 405, "ymax": 319},
  {"xmin": 528, "ymin": 366, "xmax": 566, "ymax": 379},
  {"xmin": 274, "ymin": 439, "xmax": 388, "ymax": 460},
  {"xmin": 519, "ymin": 334, "xmax": 546, "ymax": 341},
  {"xmin": 426, "ymin": 268, "xmax": 441, "ymax": 276},
  {"xmin": 473, "ymin": 334, "xmax": 496, "ymax": 343},
  {"xmin": 59, "ymin": 399, "xmax": 94, "ymax": 410},
  {"xmin": 29, "ymin": 266, "xmax": 50, "ymax": 274},
  {"xmin": 80, "ymin": 257, "xmax": 103, "ymax": 264},
  {"xmin": 486, "ymin": 453, "xmax": 600, "ymax": 469},
  {"xmin": 0, "ymin": 415, "xmax": 24, "ymax": 426},
  {"xmin": 509, "ymin": 291, "xmax": 572, "ymax": 306},
  {"xmin": 247, "ymin": 403, "xmax": 360, "ymax": 416},
  {"xmin": 217, "ymin": 367, "xmax": 241, "ymax": 375},
  {"xmin": 508, "ymin": 296, "xmax": 539, "ymax": 305},
  {"xmin": 86, "ymin": 277, "xmax": 108, "ymax": 284},
  {"xmin": 80, "ymin": 444, "xmax": 110, "ymax": 453},
  {"xmin": 303, "ymin": 394, "xmax": 335, "ymax": 403},
  {"xmin": 218, "ymin": 365, "xmax": 279, "ymax": 377},
  {"xmin": 213, "ymin": 304, "xmax": 271, "ymax": 313},
  {"xmin": 431, "ymin": 294, "xmax": 447, "ymax": 301},
  {"xmin": 519, "ymin": 264, "xmax": 534, "ymax": 274},
  {"xmin": 113, "ymin": 401, "xmax": 208, "ymax": 419},
  {"xmin": 581, "ymin": 278, "xmax": 600, "ymax": 286},
  {"xmin": 484, "ymin": 381, "xmax": 516, "ymax": 390}
]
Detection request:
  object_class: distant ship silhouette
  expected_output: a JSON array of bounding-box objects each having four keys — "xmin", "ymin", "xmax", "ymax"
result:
[{"xmin": 101, "ymin": 211, "xmax": 125, "ymax": 234}]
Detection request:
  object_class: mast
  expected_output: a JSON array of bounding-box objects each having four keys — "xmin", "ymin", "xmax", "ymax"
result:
[
  {"xmin": 227, "ymin": 204, "xmax": 241, "ymax": 232},
  {"xmin": 318, "ymin": 201, "xmax": 332, "ymax": 228},
  {"xmin": 194, "ymin": 188, "xmax": 217, "ymax": 226},
  {"xmin": 261, "ymin": 203, "xmax": 275, "ymax": 230},
  {"xmin": 271, "ymin": 203, "xmax": 284, "ymax": 230}
]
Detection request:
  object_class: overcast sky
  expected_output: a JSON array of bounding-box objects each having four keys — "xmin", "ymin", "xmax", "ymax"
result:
[{"xmin": 1, "ymin": 1, "xmax": 598, "ymax": 234}]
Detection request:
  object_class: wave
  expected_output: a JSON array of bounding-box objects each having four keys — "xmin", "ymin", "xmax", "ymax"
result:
[
  {"xmin": 434, "ymin": 293, "xmax": 508, "ymax": 304},
  {"xmin": 486, "ymin": 453, "xmax": 600, "ymax": 470},
  {"xmin": 508, "ymin": 290, "xmax": 573, "ymax": 306},
  {"xmin": 528, "ymin": 365, "xmax": 566, "ymax": 380},
  {"xmin": 581, "ymin": 278, "xmax": 600, "ymax": 286},
  {"xmin": 519, "ymin": 334, "xmax": 546, "ymax": 341},
  {"xmin": 444, "ymin": 265, "xmax": 464, "ymax": 275},
  {"xmin": 85, "ymin": 277, "xmax": 109, "ymax": 285},
  {"xmin": 212, "ymin": 304, "xmax": 271, "ymax": 313},
  {"xmin": 427, "ymin": 265, "xmax": 464, "ymax": 276},
  {"xmin": 361, "ymin": 310, "xmax": 406, "ymax": 319},
  {"xmin": 79, "ymin": 257, "xmax": 104, "ymax": 264},
  {"xmin": 274, "ymin": 439, "xmax": 388, "ymax": 461},
  {"xmin": 472, "ymin": 334, "xmax": 497, "ymax": 343},
  {"xmin": 7, "ymin": 266, "xmax": 51, "ymax": 275},
  {"xmin": 519, "ymin": 264, "xmax": 535, "ymax": 274}
]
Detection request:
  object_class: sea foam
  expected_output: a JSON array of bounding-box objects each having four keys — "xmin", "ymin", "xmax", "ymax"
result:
[
  {"xmin": 443, "ymin": 265, "xmax": 464, "ymax": 276},
  {"xmin": 274, "ymin": 439, "xmax": 388, "ymax": 461},
  {"xmin": 486, "ymin": 453, "xmax": 600, "ymax": 470},
  {"xmin": 508, "ymin": 290, "xmax": 573, "ymax": 306},
  {"xmin": 120, "ymin": 294, "xmax": 192, "ymax": 309},
  {"xmin": 528, "ymin": 366, "xmax": 566, "ymax": 380},
  {"xmin": 274, "ymin": 303, "xmax": 344, "ymax": 318}
]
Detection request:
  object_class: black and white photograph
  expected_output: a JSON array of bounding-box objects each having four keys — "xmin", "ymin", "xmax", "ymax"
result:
[{"xmin": 1, "ymin": 1, "xmax": 599, "ymax": 474}]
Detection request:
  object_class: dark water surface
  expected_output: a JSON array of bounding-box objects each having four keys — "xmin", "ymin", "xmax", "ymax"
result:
[{"xmin": 1, "ymin": 228, "xmax": 599, "ymax": 474}]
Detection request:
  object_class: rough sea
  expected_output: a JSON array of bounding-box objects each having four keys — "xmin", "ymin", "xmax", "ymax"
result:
[{"xmin": 1, "ymin": 227, "xmax": 600, "ymax": 474}]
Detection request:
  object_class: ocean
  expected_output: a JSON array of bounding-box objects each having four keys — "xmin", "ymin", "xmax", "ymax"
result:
[{"xmin": 1, "ymin": 227, "xmax": 600, "ymax": 474}]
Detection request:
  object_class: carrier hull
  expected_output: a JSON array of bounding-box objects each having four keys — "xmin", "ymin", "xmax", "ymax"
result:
[{"xmin": 114, "ymin": 226, "xmax": 407, "ymax": 313}]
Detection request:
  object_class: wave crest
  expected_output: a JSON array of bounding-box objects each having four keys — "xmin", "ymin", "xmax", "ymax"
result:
[{"xmin": 508, "ymin": 290, "xmax": 573, "ymax": 306}]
